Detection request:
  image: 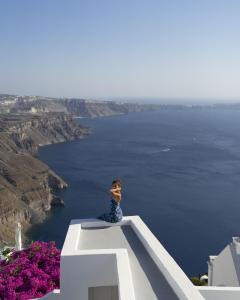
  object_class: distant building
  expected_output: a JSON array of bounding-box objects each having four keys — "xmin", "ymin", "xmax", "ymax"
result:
[
  {"xmin": 208, "ymin": 237, "xmax": 240, "ymax": 287},
  {"xmin": 31, "ymin": 107, "xmax": 38, "ymax": 113}
]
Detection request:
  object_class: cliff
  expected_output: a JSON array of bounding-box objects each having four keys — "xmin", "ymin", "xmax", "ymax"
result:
[
  {"xmin": 2, "ymin": 95, "xmax": 155, "ymax": 117},
  {"xmin": 0, "ymin": 113, "xmax": 89, "ymax": 246},
  {"xmin": 55, "ymin": 99, "xmax": 153, "ymax": 117}
]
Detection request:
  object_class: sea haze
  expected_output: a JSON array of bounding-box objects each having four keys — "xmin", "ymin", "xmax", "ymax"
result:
[{"xmin": 28, "ymin": 109, "xmax": 240, "ymax": 276}]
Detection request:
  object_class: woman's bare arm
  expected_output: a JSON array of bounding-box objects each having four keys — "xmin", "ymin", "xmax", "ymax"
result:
[
  {"xmin": 111, "ymin": 191, "xmax": 121, "ymax": 196},
  {"xmin": 110, "ymin": 187, "xmax": 121, "ymax": 193},
  {"xmin": 110, "ymin": 190, "xmax": 121, "ymax": 202}
]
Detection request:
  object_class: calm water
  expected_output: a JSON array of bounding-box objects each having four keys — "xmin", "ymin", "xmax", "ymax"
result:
[{"xmin": 28, "ymin": 109, "xmax": 240, "ymax": 276}]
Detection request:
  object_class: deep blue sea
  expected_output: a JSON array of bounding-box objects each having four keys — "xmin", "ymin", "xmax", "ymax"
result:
[{"xmin": 28, "ymin": 109, "xmax": 240, "ymax": 276}]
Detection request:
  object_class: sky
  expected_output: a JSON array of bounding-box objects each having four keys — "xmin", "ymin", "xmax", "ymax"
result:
[{"xmin": 0, "ymin": 0, "xmax": 240, "ymax": 102}]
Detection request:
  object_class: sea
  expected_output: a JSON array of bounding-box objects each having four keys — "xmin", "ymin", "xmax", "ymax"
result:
[{"xmin": 27, "ymin": 109, "xmax": 240, "ymax": 276}]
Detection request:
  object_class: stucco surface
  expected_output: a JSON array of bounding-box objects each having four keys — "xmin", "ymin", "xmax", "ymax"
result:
[{"xmin": 79, "ymin": 225, "xmax": 178, "ymax": 300}]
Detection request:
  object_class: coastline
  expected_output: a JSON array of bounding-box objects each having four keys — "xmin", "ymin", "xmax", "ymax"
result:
[
  {"xmin": 0, "ymin": 113, "xmax": 90, "ymax": 247},
  {"xmin": 0, "ymin": 96, "xmax": 157, "ymax": 247}
]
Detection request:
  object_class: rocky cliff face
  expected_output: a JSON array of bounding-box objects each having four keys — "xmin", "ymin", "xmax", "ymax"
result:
[
  {"xmin": 0, "ymin": 113, "xmax": 89, "ymax": 246},
  {"xmin": 56, "ymin": 99, "xmax": 151, "ymax": 117},
  {"xmin": 1, "ymin": 113, "xmax": 88, "ymax": 152},
  {"xmin": 4, "ymin": 95, "xmax": 155, "ymax": 117}
]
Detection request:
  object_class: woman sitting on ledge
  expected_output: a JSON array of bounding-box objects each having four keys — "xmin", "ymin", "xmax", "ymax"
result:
[{"xmin": 98, "ymin": 179, "xmax": 123, "ymax": 223}]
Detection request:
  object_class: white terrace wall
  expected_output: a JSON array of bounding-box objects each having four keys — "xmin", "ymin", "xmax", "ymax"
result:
[
  {"xmin": 60, "ymin": 252, "xmax": 118, "ymax": 299},
  {"xmin": 37, "ymin": 216, "xmax": 205, "ymax": 300},
  {"xmin": 198, "ymin": 286, "xmax": 240, "ymax": 300}
]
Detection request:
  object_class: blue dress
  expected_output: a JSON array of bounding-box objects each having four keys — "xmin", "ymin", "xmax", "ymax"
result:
[{"xmin": 98, "ymin": 199, "xmax": 123, "ymax": 223}]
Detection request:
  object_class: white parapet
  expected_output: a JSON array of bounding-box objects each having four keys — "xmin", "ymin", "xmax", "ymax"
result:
[
  {"xmin": 129, "ymin": 216, "xmax": 204, "ymax": 300},
  {"xmin": 198, "ymin": 286, "xmax": 240, "ymax": 300},
  {"xmin": 53, "ymin": 216, "xmax": 204, "ymax": 300},
  {"xmin": 33, "ymin": 218, "xmax": 240, "ymax": 300},
  {"xmin": 40, "ymin": 290, "xmax": 60, "ymax": 299}
]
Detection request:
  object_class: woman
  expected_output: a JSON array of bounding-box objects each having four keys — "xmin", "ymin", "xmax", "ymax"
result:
[{"xmin": 98, "ymin": 179, "xmax": 123, "ymax": 223}]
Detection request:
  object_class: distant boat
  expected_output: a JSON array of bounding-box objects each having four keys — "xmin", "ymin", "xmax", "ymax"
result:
[{"xmin": 161, "ymin": 148, "xmax": 171, "ymax": 152}]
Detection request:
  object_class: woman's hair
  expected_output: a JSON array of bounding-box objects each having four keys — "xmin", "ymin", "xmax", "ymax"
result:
[{"xmin": 112, "ymin": 179, "xmax": 121, "ymax": 186}]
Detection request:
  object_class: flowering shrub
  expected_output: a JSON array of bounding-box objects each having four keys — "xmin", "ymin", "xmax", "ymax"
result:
[{"xmin": 0, "ymin": 241, "xmax": 60, "ymax": 300}]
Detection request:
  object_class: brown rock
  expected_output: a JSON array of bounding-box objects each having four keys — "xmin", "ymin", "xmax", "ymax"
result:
[{"xmin": 0, "ymin": 113, "xmax": 89, "ymax": 246}]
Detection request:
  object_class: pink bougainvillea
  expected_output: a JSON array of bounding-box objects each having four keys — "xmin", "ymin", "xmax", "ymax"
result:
[{"xmin": 0, "ymin": 241, "xmax": 60, "ymax": 300}]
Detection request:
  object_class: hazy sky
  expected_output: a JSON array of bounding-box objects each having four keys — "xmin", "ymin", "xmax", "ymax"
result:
[{"xmin": 1, "ymin": 0, "xmax": 240, "ymax": 101}]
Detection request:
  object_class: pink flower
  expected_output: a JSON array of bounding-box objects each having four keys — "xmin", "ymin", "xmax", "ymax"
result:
[{"xmin": 0, "ymin": 241, "xmax": 60, "ymax": 300}]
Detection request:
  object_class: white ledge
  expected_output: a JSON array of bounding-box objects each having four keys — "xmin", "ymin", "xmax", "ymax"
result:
[{"xmin": 60, "ymin": 216, "xmax": 204, "ymax": 300}]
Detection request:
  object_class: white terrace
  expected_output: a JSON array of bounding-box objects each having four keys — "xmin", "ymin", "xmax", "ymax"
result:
[{"xmin": 41, "ymin": 216, "xmax": 240, "ymax": 300}]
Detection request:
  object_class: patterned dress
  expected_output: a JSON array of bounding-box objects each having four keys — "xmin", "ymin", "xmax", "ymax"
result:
[{"xmin": 98, "ymin": 199, "xmax": 123, "ymax": 223}]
